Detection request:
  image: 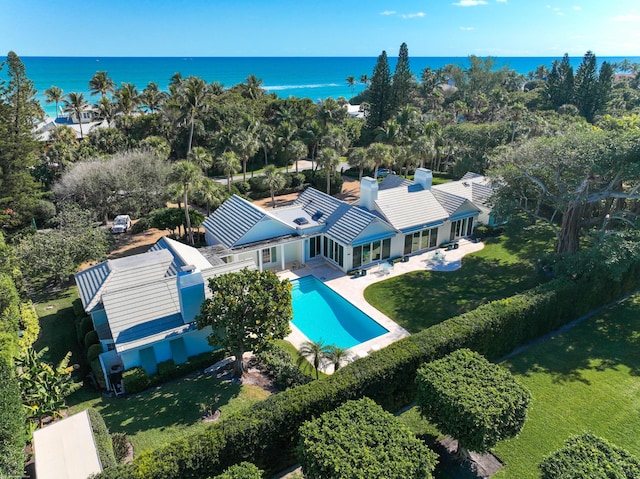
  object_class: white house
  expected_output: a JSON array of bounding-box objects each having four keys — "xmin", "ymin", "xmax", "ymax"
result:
[
  {"xmin": 202, "ymin": 168, "xmax": 494, "ymax": 273},
  {"xmin": 74, "ymin": 237, "xmax": 255, "ymax": 389},
  {"xmin": 34, "ymin": 106, "xmax": 109, "ymax": 141}
]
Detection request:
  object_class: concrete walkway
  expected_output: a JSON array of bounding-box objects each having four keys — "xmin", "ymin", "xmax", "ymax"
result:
[{"xmin": 280, "ymin": 238, "xmax": 485, "ymax": 373}]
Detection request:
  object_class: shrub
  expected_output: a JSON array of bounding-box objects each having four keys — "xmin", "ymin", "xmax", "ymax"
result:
[
  {"xmin": 539, "ymin": 432, "xmax": 640, "ymax": 479},
  {"xmin": 255, "ymin": 346, "xmax": 312, "ymax": 390},
  {"xmin": 87, "ymin": 343, "xmax": 103, "ymax": 363},
  {"xmin": 416, "ymin": 349, "xmax": 530, "ymax": 455},
  {"xmin": 122, "ymin": 367, "xmax": 151, "ymax": 394},
  {"xmin": 77, "ymin": 316, "xmax": 94, "ymax": 349},
  {"xmin": 130, "ymin": 217, "xmax": 152, "ymax": 234},
  {"xmin": 91, "ymin": 358, "xmax": 107, "ymax": 390},
  {"xmin": 94, "ymin": 263, "xmax": 640, "ymax": 479},
  {"xmin": 211, "ymin": 462, "xmax": 263, "ymax": 479},
  {"xmin": 111, "ymin": 432, "xmax": 130, "ymax": 464},
  {"xmin": 298, "ymin": 398, "xmax": 437, "ymax": 479},
  {"xmin": 84, "ymin": 330, "xmax": 99, "ymax": 348},
  {"xmin": 87, "ymin": 408, "xmax": 117, "ymax": 469},
  {"xmin": 0, "ymin": 357, "xmax": 25, "ymax": 477}
]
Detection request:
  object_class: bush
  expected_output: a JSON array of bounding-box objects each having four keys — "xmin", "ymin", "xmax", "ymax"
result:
[
  {"xmin": 111, "ymin": 432, "xmax": 130, "ymax": 464},
  {"xmin": 255, "ymin": 346, "xmax": 312, "ymax": 390},
  {"xmin": 94, "ymin": 263, "xmax": 640, "ymax": 479},
  {"xmin": 77, "ymin": 316, "xmax": 94, "ymax": 349},
  {"xmin": 211, "ymin": 462, "xmax": 263, "ymax": 479},
  {"xmin": 91, "ymin": 358, "xmax": 107, "ymax": 390},
  {"xmin": 539, "ymin": 432, "xmax": 640, "ymax": 479},
  {"xmin": 87, "ymin": 408, "xmax": 117, "ymax": 469},
  {"xmin": 87, "ymin": 343, "xmax": 103, "ymax": 363},
  {"xmin": 0, "ymin": 357, "xmax": 25, "ymax": 477},
  {"xmin": 84, "ymin": 330, "xmax": 99, "ymax": 348},
  {"xmin": 298, "ymin": 398, "xmax": 437, "ymax": 479},
  {"xmin": 231, "ymin": 181, "xmax": 251, "ymax": 195},
  {"xmin": 122, "ymin": 367, "xmax": 151, "ymax": 394},
  {"xmin": 130, "ymin": 217, "xmax": 151, "ymax": 234}
]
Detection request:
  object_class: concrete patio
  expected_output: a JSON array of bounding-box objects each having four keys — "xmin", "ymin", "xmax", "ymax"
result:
[{"xmin": 280, "ymin": 239, "xmax": 485, "ymax": 373}]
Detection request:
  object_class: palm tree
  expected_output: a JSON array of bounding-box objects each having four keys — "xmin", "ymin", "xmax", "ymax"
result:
[
  {"xmin": 44, "ymin": 86, "xmax": 63, "ymax": 118},
  {"xmin": 169, "ymin": 161, "xmax": 203, "ymax": 245},
  {"xmin": 256, "ymin": 122, "xmax": 275, "ymax": 167},
  {"xmin": 297, "ymin": 340, "xmax": 331, "ymax": 380},
  {"xmin": 360, "ymin": 74, "xmax": 370, "ymax": 86},
  {"xmin": 366, "ymin": 142, "xmax": 392, "ymax": 179},
  {"xmin": 263, "ymin": 164, "xmax": 286, "ymax": 208},
  {"xmin": 346, "ymin": 75, "xmax": 356, "ymax": 98},
  {"xmin": 140, "ymin": 82, "xmax": 167, "ymax": 113},
  {"xmin": 94, "ymin": 96, "xmax": 117, "ymax": 124},
  {"xmin": 194, "ymin": 177, "xmax": 225, "ymax": 215},
  {"xmin": 114, "ymin": 82, "xmax": 139, "ymax": 116},
  {"xmin": 188, "ymin": 146, "xmax": 212, "ymax": 174},
  {"xmin": 325, "ymin": 345, "xmax": 350, "ymax": 372},
  {"xmin": 182, "ymin": 76, "xmax": 209, "ymax": 153},
  {"xmin": 89, "ymin": 71, "xmax": 115, "ymax": 98},
  {"xmin": 63, "ymin": 92, "xmax": 89, "ymax": 138},
  {"xmin": 215, "ymin": 151, "xmax": 241, "ymax": 192},
  {"xmin": 230, "ymin": 117, "xmax": 260, "ymax": 182},
  {"xmin": 348, "ymin": 147, "xmax": 373, "ymax": 180},
  {"xmin": 288, "ymin": 140, "xmax": 307, "ymax": 173},
  {"xmin": 244, "ymin": 74, "xmax": 264, "ymax": 100},
  {"xmin": 316, "ymin": 147, "xmax": 341, "ymax": 195}
]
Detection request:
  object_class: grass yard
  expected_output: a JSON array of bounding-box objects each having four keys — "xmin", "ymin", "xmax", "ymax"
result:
[
  {"xmin": 364, "ymin": 226, "xmax": 554, "ymax": 332},
  {"xmin": 68, "ymin": 372, "xmax": 270, "ymax": 455},
  {"xmin": 397, "ymin": 292, "xmax": 640, "ymax": 479},
  {"xmin": 491, "ymin": 292, "xmax": 640, "ymax": 479},
  {"xmin": 32, "ymin": 285, "xmax": 83, "ymax": 368}
]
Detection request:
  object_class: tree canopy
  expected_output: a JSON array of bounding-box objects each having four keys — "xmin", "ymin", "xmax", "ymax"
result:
[
  {"xmin": 196, "ymin": 268, "xmax": 292, "ymax": 377},
  {"xmin": 298, "ymin": 397, "xmax": 438, "ymax": 479},
  {"xmin": 416, "ymin": 348, "xmax": 530, "ymax": 458}
]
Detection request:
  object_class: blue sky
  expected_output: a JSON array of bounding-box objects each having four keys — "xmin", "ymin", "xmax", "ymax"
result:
[{"xmin": 1, "ymin": 0, "xmax": 639, "ymax": 57}]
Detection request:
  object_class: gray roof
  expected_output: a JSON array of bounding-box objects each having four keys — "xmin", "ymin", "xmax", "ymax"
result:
[
  {"xmin": 293, "ymin": 188, "xmax": 343, "ymax": 223},
  {"xmin": 202, "ymin": 195, "xmax": 267, "ymax": 246},
  {"xmin": 378, "ymin": 174, "xmax": 412, "ymax": 191},
  {"xmin": 471, "ymin": 182, "xmax": 493, "ymax": 208},
  {"xmin": 431, "ymin": 189, "xmax": 469, "ymax": 216},
  {"xmin": 375, "ymin": 185, "xmax": 450, "ymax": 231}
]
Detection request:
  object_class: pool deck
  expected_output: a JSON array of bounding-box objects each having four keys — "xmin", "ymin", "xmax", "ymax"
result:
[{"xmin": 280, "ymin": 238, "xmax": 485, "ymax": 373}]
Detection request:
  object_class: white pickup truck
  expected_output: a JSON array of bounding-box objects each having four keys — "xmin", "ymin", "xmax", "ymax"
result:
[{"xmin": 110, "ymin": 215, "xmax": 131, "ymax": 234}]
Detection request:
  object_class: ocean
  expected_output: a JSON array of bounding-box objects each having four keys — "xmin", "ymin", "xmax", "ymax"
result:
[{"xmin": 3, "ymin": 56, "xmax": 639, "ymax": 117}]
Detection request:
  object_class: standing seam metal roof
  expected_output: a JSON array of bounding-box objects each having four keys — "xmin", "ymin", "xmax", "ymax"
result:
[{"xmin": 201, "ymin": 195, "xmax": 266, "ymax": 246}]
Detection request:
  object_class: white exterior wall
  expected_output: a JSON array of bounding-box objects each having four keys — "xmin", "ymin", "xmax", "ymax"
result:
[{"xmin": 183, "ymin": 326, "xmax": 214, "ymax": 356}]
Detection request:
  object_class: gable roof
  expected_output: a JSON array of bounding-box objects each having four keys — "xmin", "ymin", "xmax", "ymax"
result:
[
  {"xmin": 374, "ymin": 185, "xmax": 450, "ymax": 231},
  {"xmin": 293, "ymin": 187, "xmax": 343, "ymax": 222},
  {"xmin": 202, "ymin": 195, "xmax": 267, "ymax": 246}
]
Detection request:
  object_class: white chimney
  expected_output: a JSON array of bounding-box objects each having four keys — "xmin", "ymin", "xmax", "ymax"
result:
[
  {"xmin": 414, "ymin": 168, "xmax": 433, "ymax": 190},
  {"xmin": 360, "ymin": 177, "xmax": 378, "ymax": 211}
]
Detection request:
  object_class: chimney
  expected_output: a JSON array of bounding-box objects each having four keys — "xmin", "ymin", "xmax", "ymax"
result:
[
  {"xmin": 176, "ymin": 265, "xmax": 205, "ymax": 324},
  {"xmin": 414, "ymin": 168, "xmax": 433, "ymax": 190},
  {"xmin": 360, "ymin": 176, "xmax": 378, "ymax": 211}
]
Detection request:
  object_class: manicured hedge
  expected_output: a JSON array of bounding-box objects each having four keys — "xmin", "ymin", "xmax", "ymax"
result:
[
  {"xmin": 0, "ymin": 357, "xmax": 25, "ymax": 477},
  {"xmin": 210, "ymin": 462, "xmax": 263, "ymax": 479},
  {"xmin": 87, "ymin": 407, "xmax": 117, "ymax": 469},
  {"xmin": 95, "ymin": 264, "xmax": 640, "ymax": 479}
]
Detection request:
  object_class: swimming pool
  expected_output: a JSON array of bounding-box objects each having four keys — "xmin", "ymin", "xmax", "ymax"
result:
[{"xmin": 290, "ymin": 275, "xmax": 388, "ymax": 349}]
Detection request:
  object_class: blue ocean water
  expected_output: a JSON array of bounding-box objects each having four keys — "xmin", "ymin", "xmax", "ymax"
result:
[{"xmin": 3, "ymin": 56, "xmax": 638, "ymax": 117}]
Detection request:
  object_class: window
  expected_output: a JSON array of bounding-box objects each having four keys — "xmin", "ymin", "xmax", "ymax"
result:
[
  {"xmin": 355, "ymin": 238, "xmax": 392, "ymax": 266},
  {"xmin": 310, "ymin": 236, "xmax": 321, "ymax": 258},
  {"xmin": 262, "ymin": 247, "xmax": 277, "ymax": 264},
  {"xmin": 372, "ymin": 240, "xmax": 381, "ymax": 261},
  {"xmin": 353, "ymin": 245, "xmax": 362, "ymax": 268},
  {"xmin": 382, "ymin": 238, "xmax": 391, "ymax": 258},
  {"xmin": 405, "ymin": 227, "xmax": 439, "ymax": 254},
  {"xmin": 450, "ymin": 218, "xmax": 474, "ymax": 240}
]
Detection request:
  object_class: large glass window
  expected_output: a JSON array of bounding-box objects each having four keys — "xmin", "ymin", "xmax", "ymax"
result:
[
  {"xmin": 354, "ymin": 238, "xmax": 392, "ymax": 267},
  {"xmin": 353, "ymin": 245, "xmax": 362, "ymax": 268},
  {"xmin": 372, "ymin": 240, "xmax": 381, "ymax": 261},
  {"xmin": 382, "ymin": 238, "xmax": 391, "ymax": 258},
  {"xmin": 405, "ymin": 227, "xmax": 440, "ymax": 254},
  {"xmin": 262, "ymin": 247, "xmax": 277, "ymax": 264},
  {"xmin": 404, "ymin": 235, "xmax": 412, "ymax": 255},
  {"xmin": 310, "ymin": 236, "xmax": 321, "ymax": 258},
  {"xmin": 450, "ymin": 218, "xmax": 474, "ymax": 240}
]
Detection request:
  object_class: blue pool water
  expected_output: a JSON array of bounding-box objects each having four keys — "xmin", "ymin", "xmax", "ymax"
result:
[{"xmin": 290, "ymin": 276, "xmax": 388, "ymax": 349}]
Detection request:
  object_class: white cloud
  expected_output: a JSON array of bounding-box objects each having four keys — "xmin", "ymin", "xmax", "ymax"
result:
[
  {"xmin": 496, "ymin": 0, "xmax": 507, "ymax": 3},
  {"xmin": 453, "ymin": 0, "xmax": 488, "ymax": 6},
  {"xmin": 460, "ymin": 26, "xmax": 476, "ymax": 30},
  {"xmin": 401, "ymin": 12, "xmax": 425, "ymax": 18},
  {"xmin": 380, "ymin": 10, "xmax": 396, "ymax": 15},
  {"xmin": 572, "ymin": 6, "xmax": 581, "ymax": 10},
  {"xmin": 611, "ymin": 13, "xmax": 640, "ymax": 22}
]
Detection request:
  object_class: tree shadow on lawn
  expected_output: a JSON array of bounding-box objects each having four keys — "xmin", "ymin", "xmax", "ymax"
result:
[
  {"xmin": 502, "ymin": 296, "xmax": 640, "ymax": 383},
  {"xmin": 76, "ymin": 374, "xmax": 241, "ymax": 437},
  {"xmin": 367, "ymin": 256, "xmax": 543, "ymax": 333}
]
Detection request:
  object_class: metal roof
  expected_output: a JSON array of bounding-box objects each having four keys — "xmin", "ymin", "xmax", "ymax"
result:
[
  {"xmin": 375, "ymin": 185, "xmax": 450, "ymax": 231},
  {"xmin": 378, "ymin": 174, "xmax": 412, "ymax": 191},
  {"xmin": 431, "ymin": 189, "xmax": 469, "ymax": 215},
  {"xmin": 293, "ymin": 188, "xmax": 343, "ymax": 222},
  {"xmin": 201, "ymin": 195, "xmax": 266, "ymax": 246}
]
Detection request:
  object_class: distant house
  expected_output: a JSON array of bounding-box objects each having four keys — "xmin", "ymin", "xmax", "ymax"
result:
[
  {"xmin": 33, "ymin": 410, "xmax": 102, "ymax": 479},
  {"xmin": 202, "ymin": 168, "xmax": 495, "ymax": 273},
  {"xmin": 34, "ymin": 106, "xmax": 109, "ymax": 141},
  {"xmin": 74, "ymin": 237, "xmax": 255, "ymax": 389}
]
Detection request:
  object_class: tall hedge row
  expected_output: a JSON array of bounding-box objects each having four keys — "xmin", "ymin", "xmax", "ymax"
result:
[{"xmin": 95, "ymin": 265, "xmax": 640, "ymax": 479}]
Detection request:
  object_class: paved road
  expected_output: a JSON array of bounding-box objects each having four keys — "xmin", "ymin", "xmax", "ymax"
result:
[{"xmin": 212, "ymin": 159, "xmax": 350, "ymax": 184}]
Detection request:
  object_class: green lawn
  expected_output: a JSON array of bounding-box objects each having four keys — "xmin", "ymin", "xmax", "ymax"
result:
[
  {"xmin": 364, "ymin": 226, "xmax": 554, "ymax": 332},
  {"xmin": 492, "ymin": 292, "xmax": 640, "ymax": 479},
  {"xmin": 68, "ymin": 373, "xmax": 270, "ymax": 455},
  {"xmin": 32, "ymin": 285, "xmax": 83, "ymax": 368},
  {"xmin": 398, "ymin": 292, "xmax": 640, "ymax": 479}
]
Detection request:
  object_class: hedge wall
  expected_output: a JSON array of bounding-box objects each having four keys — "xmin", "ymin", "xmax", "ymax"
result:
[
  {"xmin": 95, "ymin": 264, "xmax": 640, "ymax": 479},
  {"xmin": 0, "ymin": 357, "xmax": 26, "ymax": 477}
]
